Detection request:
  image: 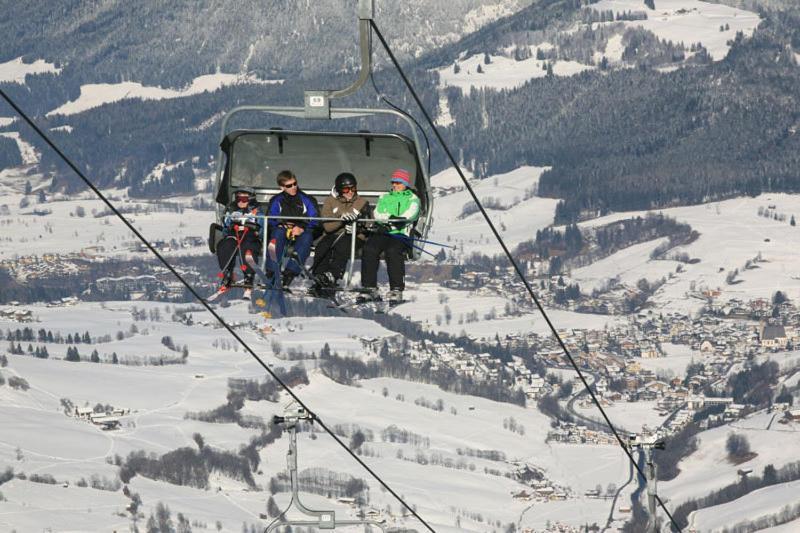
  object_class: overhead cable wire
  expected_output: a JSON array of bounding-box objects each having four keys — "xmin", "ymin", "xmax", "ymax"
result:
[
  {"xmin": 0, "ymin": 88, "xmax": 435, "ymax": 533},
  {"xmin": 368, "ymin": 21, "xmax": 683, "ymax": 533},
  {"xmin": 368, "ymin": 30, "xmax": 432, "ymax": 176}
]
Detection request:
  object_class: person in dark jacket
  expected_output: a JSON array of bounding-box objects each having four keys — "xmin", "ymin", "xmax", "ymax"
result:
[
  {"xmin": 309, "ymin": 172, "xmax": 370, "ymax": 296},
  {"xmin": 265, "ymin": 170, "xmax": 319, "ymax": 287},
  {"xmin": 216, "ymin": 187, "xmax": 264, "ymax": 297}
]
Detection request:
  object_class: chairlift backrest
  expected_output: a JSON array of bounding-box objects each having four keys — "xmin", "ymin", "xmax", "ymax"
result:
[{"xmin": 217, "ymin": 130, "xmax": 427, "ymax": 213}]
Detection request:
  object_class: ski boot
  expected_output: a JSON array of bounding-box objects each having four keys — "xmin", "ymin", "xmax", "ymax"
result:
[
  {"xmin": 282, "ymin": 271, "xmax": 297, "ymax": 289},
  {"xmin": 308, "ymin": 272, "xmax": 336, "ymax": 299},
  {"xmin": 386, "ymin": 289, "xmax": 404, "ymax": 306},
  {"xmin": 242, "ymin": 272, "xmax": 255, "ymax": 299},
  {"xmin": 356, "ymin": 287, "xmax": 381, "ymax": 304}
]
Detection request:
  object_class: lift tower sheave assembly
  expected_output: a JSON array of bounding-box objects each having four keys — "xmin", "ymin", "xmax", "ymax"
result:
[
  {"xmin": 629, "ymin": 433, "xmax": 667, "ymax": 533},
  {"xmin": 267, "ymin": 404, "xmax": 387, "ymax": 532}
]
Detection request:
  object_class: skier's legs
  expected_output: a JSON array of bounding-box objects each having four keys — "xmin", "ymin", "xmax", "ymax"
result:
[
  {"xmin": 267, "ymin": 230, "xmax": 289, "ymax": 274},
  {"xmin": 311, "ymin": 232, "xmax": 338, "ymax": 276},
  {"xmin": 239, "ymin": 232, "xmax": 262, "ymax": 282},
  {"xmin": 285, "ymin": 230, "xmax": 314, "ymax": 275},
  {"xmin": 360, "ymin": 234, "xmax": 385, "ymax": 288},
  {"xmin": 216, "ymin": 236, "xmax": 239, "ymax": 271},
  {"xmin": 328, "ymin": 236, "xmax": 355, "ymax": 281},
  {"xmin": 384, "ymin": 237, "xmax": 408, "ymax": 291}
]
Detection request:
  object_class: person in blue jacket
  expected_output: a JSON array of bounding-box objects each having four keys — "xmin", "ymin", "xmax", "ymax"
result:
[{"xmin": 265, "ymin": 170, "xmax": 320, "ymax": 287}]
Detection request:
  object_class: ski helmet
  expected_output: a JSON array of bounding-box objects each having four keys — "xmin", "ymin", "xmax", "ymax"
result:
[
  {"xmin": 334, "ymin": 172, "xmax": 357, "ymax": 195},
  {"xmin": 233, "ymin": 187, "xmax": 256, "ymax": 204}
]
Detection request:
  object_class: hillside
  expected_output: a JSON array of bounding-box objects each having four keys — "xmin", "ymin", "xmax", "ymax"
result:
[{"xmin": 0, "ymin": 0, "xmax": 533, "ymax": 87}]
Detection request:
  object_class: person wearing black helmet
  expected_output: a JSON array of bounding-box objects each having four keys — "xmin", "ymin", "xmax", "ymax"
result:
[
  {"xmin": 215, "ymin": 187, "xmax": 264, "ymax": 297},
  {"xmin": 309, "ymin": 172, "xmax": 370, "ymax": 296}
]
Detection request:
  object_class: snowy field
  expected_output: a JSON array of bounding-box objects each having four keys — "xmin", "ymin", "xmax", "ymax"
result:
[
  {"xmin": 2, "ymin": 146, "xmax": 800, "ymax": 531},
  {"xmin": 574, "ymin": 399, "xmax": 666, "ymax": 432},
  {"xmin": 690, "ymin": 479, "xmax": 800, "ymax": 531},
  {"xmin": 0, "ymin": 169, "xmax": 211, "ymax": 261},
  {"xmin": 0, "ymin": 298, "xmax": 636, "ymax": 531},
  {"xmin": 592, "ymin": 0, "xmax": 761, "ymax": 61},
  {"xmin": 660, "ymin": 412, "xmax": 800, "ymax": 506},
  {"xmin": 573, "ymin": 194, "xmax": 800, "ymax": 314},
  {"xmin": 436, "ymin": 0, "xmax": 761, "ymax": 93},
  {"xmin": 399, "ymin": 283, "xmax": 624, "ymax": 340},
  {"xmin": 47, "ymin": 74, "xmax": 282, "ymax": 117},
  {"xmin": 438, "ymin": 53, "xmax": 593, "ymax": 91},
  {"xmin": 0, "ymin": 56, "xmax": 60, "ymax": 84},
  {"xmin": 426, "ymin": 165, "xmax": 559, "ymax": 259},
  {"xmin": 639, "ymin": 343, "xmax": 695, "ymax": 377}
]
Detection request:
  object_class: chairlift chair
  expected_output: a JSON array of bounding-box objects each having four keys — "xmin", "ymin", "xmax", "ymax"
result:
[{"xmin": 209, "ymin": 1, "xmax": 432, "ymax": 284}]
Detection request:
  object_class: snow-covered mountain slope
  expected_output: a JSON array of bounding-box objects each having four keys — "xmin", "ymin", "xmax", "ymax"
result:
[
  {"xmin": 428, "ymin": 165, "xmax": 558, "ymax": 259},
  {"xmin": 434, "ymin": 0, "xmax": 761, "ymax": 93},
  {"xmin": 572, "ymin": 194, "xmax": 800, "ymax": 314},
  {"xmin": 592, "ymin": 0, "xmax": 761, "ymax": 60},
  {"xmin": 0, "ymin": 0, "xmax": 534, "ymax": 88},
  {"xmin": 0, "ymin": 56, "xmax": 60, "ymax": 84},
  {"xmin": 0, "ymin": 299, "xmax": 631, "ymax": 532},
  {"xmin": 46, "ymin": 75, "xmax": 283, "ymax": 118}
]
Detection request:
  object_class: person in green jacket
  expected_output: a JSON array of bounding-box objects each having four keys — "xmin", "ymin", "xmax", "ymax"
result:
[{"xmin": 360, "ymin": 168, "xmax": 421, "ymax": 304}]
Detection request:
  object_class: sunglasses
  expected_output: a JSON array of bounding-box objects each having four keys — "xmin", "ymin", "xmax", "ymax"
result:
[
  {"xmin": 282, "ymin": 182, "xmax": 298, "ymax": 189},
  {"xmin": 340, "ymin": 186, "xmax": 355, "ymax": 192},
  {"xmin": 236, "ymin": 196, "xmax": 250, "ymax": 202}
]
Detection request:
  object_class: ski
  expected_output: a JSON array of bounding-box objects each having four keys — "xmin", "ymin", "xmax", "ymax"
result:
[
  {"xmin": 206, "ymin": 285, "xmax": 229, "ymax": 302},
  {"xmin": 245, "ymin": 250, "xmax": 287, "ymax": 315}
]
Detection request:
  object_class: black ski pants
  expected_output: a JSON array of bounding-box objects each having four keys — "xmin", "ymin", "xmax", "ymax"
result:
[
  {"xmin": 312, "ymin": 231, "xmax": 357, "ymax": 281},
  {"xmin": 217, "ymin": 230, "xmax": 261, "ymax": 278},
  {"xmin": 360, "ymin": 233, "xmax": 408, "ymax": 291}
]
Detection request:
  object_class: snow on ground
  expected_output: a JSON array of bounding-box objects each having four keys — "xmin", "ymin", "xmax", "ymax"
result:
[
  {"xmin": 0, "ymin": 131, "xmax": 39, "ymax": 165},
  {"xmin": 47, "ymin": 73, "xmax": 282, "ymax": 117},
  {"xmin": 438, "ymin": 52, "xmax": 593, "ymax": 91},
  {"xmin": 660, "ymin": 412, "xmax": 800, "ymax": 506},
  {"xmin": 603, "ymin": 33, "xmax": 626, "ymax": 63},
  {"xmin": 435, "ymin": 0, "xmax": 760, "ymax": 93},
  {"xmin": 0, "ymin": 56, "xmax": 60, "ymax": 84},
  {"xmin": 434, "ymin": 92, "xmax": 455, "ymax": 128},
  {"xmin": 592, "ymin": 0, "xmax": 761, "ymax": 60},
  {"xmin": 258, "ymin": 315, "xmax": 396, "ymax": 358},
  {"xmin": 430, "ymin": 165, "xmax": 474, "ymax": 190},
  {"xmin": 0, "ymin": 479, "xmax": 129, "ymax": 532},
  {"xmin": 575, "ymin": 399, "xmax": 666, "ymax": 431},
  {"xmin": 0, "ymin": 312, "xmax": 634, "ymax": 532},
  {"xmin": 0, "ymin": 179, "xmax": 211, "ymax": 259},
  {"xmin": 755, "ymin": 349, "xmax": 800, "ymax": 372},
  {"xmin": 638, "ymin": 342, "xmax": 695, "ymax": 377},
  {"xmin": 426, "ymin": 165, "xmax": 558, "ymax": 259},
  {"xmin": 297, "ymin": 374, "xmax": 631, "ymax": 531},
  {"xmin": 765, "ymin": 518, "xmax": 800, "ymax": 532},
  {"xmin": 399, "ymin": 283, "xmax": 624, "ymax": 339},
  {"xmin": 690, "ymin": 479, "xmax": 800, "ymax": 532},
  {"xmin": 573, "ymin": 194, "xmax": 800, "ymax": 315},
  {"xmin": 572, "ymin": 237, "xmax": 680, "ymax": 293},
  {"xmin": 0, "ymin": 117, "xmax": 15, "ymax": 127},
  {"xmin": 463, "ymin": 2, "xmax": 518, "ymax": 34}
]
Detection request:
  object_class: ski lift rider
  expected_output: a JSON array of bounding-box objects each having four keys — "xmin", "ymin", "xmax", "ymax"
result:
[
  {"xmin": 266, "ymin": 170, "xmax": 320, "ymax": 287},
  {"xmin": 216, "ymin": 187, "xmax": 264, "ymax": 290},
  {"xmin": 310, "ymin": 172, "xmax": 370, "ymax": 295},
  {"xmin": 360, "ymin": 168, "xmax": 420, "ymax": 304}
]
